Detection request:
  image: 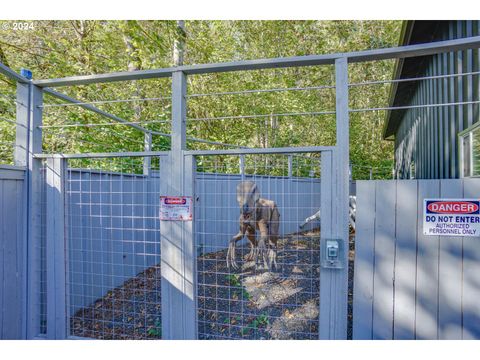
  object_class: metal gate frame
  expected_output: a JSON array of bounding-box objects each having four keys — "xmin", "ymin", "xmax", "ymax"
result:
[
  {"xmin": 162, "ymin": 146, "xmax": 342, "ymax": 339},
  {"xmin": 6, "ymin": 35, "xmax": 480, "ymax": 339},
  {"xmin": 190, "ymin": 147, "xmax": 338, "ymax": 340}
]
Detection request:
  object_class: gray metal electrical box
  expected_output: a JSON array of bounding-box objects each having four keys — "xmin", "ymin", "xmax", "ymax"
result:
[{"xmin": 321, "ymin": 238, "xmax": 344, "ymax": 269}]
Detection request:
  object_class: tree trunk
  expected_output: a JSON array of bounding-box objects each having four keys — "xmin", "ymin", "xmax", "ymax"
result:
[
  {"xmin": 123, "ymin": 22, "xmax": 144, "ymax": 123},
  {"xmin": 173, "ymin": 20, "xmax": 186, "ymax": 66},
  {"xmin": 0, "ymin": 44, "xmax": 10, "ymax": 67}
]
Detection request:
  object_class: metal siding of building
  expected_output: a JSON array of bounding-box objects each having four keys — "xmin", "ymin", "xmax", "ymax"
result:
[
  {"xmin": 474, "ymin": 21, "xmax": 480, "ymax": 131},
  {"xmin": 448, "ymin": 24, "xmax": 458, "ymax": 178},
  {"xmin": 465, "ymin": 21, "xmax": 474, "ymax": 129},
  {"xmin": 393, "ymin": 21, "xmax": 480, "ymax": 179}
]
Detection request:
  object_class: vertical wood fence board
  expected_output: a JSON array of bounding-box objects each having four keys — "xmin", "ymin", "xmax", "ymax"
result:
[
  {"xmin": 28, "ymin": 87, "xmax": 44, "ymax": 339},
  {"xmin": 372, "ymin": 181, "xmax": 396, "ymax": 339},
  {"xmin": 393, "ymin": 180, "xmax": 418, "ymax": 340},
  {"xmin": 333, "ymin": 57, "xmax": 350, "ymax": 340},
  {"xmin": 45, "ymin": 158, "xmax": 66, "ymax": 339},
  {"xmin": 183, "ymin": 155, "xmax": 197, "ymax": 339},
  {"xmin": 352, "ymin": 180, "xmax": 376, "ymax": 339},
  {"xmin": 437, "ymin": 179, "xmax": 463, "ymax": 339},
  {"xmin": 2, "ymin": 180, "xmax": 20, "ymax": 338},
  {"xmin": 160, "ymin": 155, "xmax": 175, "ymax": 338},
  {"xmin": 16, "ymin": 180, "xmax": 25, "ymax": 337},
  {"xmin": 415, "ymin": 180, "xmax": 440, "ymax": 339},
  {"xmin": 0, "ymin": 169, "xmax": 27, "ymax": 339},
  {"xmin": 160, "ymin": 152, "xmax": 196, "ymax": 340},
  {"xmin": 462, "ymin": 178, "xmax": 480, "ymax": 339},
  {"xmin": 319, "ymin": 151, "xmax": 333, "ymax": 339}
]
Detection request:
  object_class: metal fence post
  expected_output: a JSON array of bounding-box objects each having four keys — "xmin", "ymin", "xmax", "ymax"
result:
[
  {"xmin": 16, "ymin": 84, "xmax": 45, "ymax": 339},
  {"xmin": 319, "ymin": 58, "xmax": 349, "ymax": 340},
  {"xmin": 14, "ymin": 81, "xmax": 30, "ymax": 340},
  {"xmin": 160, "ymin": 70, "xmax": 197, "ymax": 339},
  {"xmin": 45, "ymin": 157, "xmax": 67, "ymax": 339},
  {"xmin": 15, "ymin": 83, "xmax": 29, "ymax": 167}
]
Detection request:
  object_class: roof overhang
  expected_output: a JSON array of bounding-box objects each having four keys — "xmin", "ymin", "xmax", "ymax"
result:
[
  {"xmin": 382, "ymin": 21, "xmax": 415, "ymax": 140},
  {"xmin": 382, "ymin": 21, "xmax": 447, "ymax": 140}
]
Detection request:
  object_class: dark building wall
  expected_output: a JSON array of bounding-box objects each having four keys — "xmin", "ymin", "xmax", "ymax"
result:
[{"xmin": 394, "ymin": 21, "xmax": 480, "ymax": 179}]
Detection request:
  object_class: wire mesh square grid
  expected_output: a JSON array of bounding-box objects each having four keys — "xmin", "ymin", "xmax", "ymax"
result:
[
  {"xmin": 65, "ymin": 156, "xmax": 162, "ymax": 339},
  {"xmin": 195, "ymin": 153, "xmax": 322, "ymax": 340},
  {"xmin": 35, "ymin": 161, "xmax": 48, "ymax": 336}
]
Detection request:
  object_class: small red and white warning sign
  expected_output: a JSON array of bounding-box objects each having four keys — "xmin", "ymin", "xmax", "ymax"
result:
[
  {"xmin": 160, "ymin": 196, "xmax": 193, "ymax": 221},
  {"xmin": 423, "ymin": 199, "xmax": 480, "ymax": 236}
]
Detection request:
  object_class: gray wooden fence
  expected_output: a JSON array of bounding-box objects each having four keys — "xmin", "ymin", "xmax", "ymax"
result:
[
  {"xmin": 0, "ymin": 166, "xmax": 25, "ymax": 339},
  {"xmin": 353, "ymin": 178, "xmax": 480, "ymax": 340}
]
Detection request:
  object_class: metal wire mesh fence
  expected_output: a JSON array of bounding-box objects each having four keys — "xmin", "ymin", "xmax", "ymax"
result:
[
  {"xmin": 195, "ymin": 153, "xmax": 322, "ymax": 339},
  {"xmin": 65, "ymin": 156, "xmax": 163, "ymax": 339}
]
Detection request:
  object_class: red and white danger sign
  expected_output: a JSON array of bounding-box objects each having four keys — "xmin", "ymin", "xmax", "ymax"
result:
[
  {"xmin": 423, "ymin": 199, "xmax": 480, "ymax": 237},
  {"xmin": 160, "ymin": 196, "xmax": 193, "ymax": 221}
]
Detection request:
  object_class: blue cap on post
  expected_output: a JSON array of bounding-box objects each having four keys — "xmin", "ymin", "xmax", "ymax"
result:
[{"xmin": 20, "ymin": 68, "xmax": 32, "ymax": 80}]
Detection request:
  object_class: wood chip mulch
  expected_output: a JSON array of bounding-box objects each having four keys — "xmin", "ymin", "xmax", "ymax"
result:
[{"xmin": 69, "ymin": 228, "xmax": 355, "ymax": 340}]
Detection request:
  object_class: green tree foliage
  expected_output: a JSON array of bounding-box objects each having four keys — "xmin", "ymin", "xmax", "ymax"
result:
[{"xmin": 0, "ymin": 20, "xmax": 401, "ymax": 178}]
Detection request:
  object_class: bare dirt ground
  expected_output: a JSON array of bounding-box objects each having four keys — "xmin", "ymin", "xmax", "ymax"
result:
[{"xmin": 69, "ymin": 229, "xmax": 355, "ymax": 340}]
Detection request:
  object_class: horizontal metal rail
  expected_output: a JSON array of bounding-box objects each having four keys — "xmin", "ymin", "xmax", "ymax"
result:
[
  {"xmin": 350, "ymin": 99, "xmax": 480, "ymax": 113},
  {"xmin": 184, "ymin": 146, "xmax": 334, "ymax": 156},
  {"xmin": 32, "ymin": 36, "xmax": 480, "ymax": 87},
  {"xmin": 189, "ymin": 110, "xmax": 336, "ymax": 122},
  {"xmin": 0, "ymin": 62, "xmax": 30, "ymax": 83},
  {"xmin": 349, "ymin": 69, "xmax": 480, "ymax": 87},
  {"xmin": 33, "ymin": 150, "xmax": 171, "ymax": 159}
]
